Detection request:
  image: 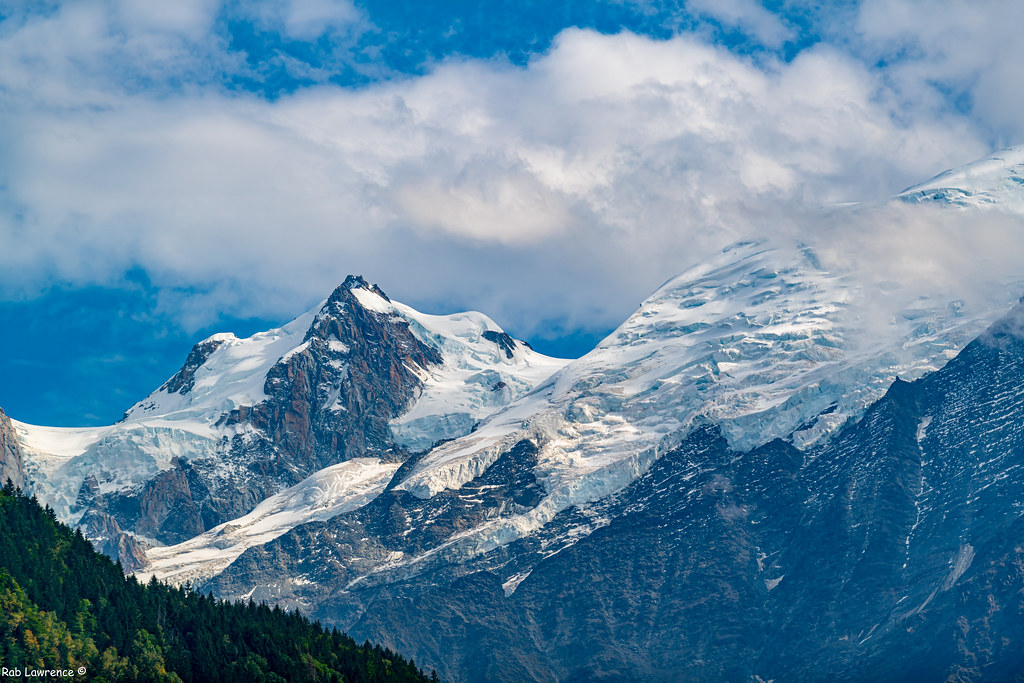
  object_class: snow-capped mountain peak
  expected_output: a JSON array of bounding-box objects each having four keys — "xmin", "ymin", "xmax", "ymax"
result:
[
  {"xmin": 119, "ymin": 275, "xmax": 567, "ymax": 448},
  {"xmin": 14, "ymin": 276, "xmax": 568, "ymax": 552},
  {"xmin": 327, "ymin": 277, "xmax": 569, "ymax": 451}
]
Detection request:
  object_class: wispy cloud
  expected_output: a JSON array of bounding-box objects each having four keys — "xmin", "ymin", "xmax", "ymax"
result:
[
  {"xmin": 851, "ymin": 0, "xmax": 1024, "ymax": 145},
  {"xmin": 688, "ymin": 0, "xmax": 795, "ymax": 48}
]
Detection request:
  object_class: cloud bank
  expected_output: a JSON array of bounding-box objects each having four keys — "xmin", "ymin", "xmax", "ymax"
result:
[{"xmin": 0, "ymin": 1, "xmax": 1020, "ymax": 346}]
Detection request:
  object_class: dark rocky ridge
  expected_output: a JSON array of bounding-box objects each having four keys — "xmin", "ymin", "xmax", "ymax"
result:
[
  {"xmin": 162, "ymin": 337, "xmax": 227, "ymax": 395},
  {"xmin": 204, "ymin": 439, "xmax": 546, "ymax": 616},
  {"xmin": 235, "ymin": 276, "xmax": 439, "ymax": 471},
  {"xmin": 204, "ymin": 303, "xmax": 1024, "ymax": 681},
  {"xmin": 482, "ymin": 330, "xmax": 518, "ymax": 359},
  {"xmin": 0, "ymin": 407, "xmax": 25, "ymax": 489}
]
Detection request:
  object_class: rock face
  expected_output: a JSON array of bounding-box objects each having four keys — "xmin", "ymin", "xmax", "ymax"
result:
[
  {"xmin": 79, "ymin": 509, "xmax": 149, "ymax": 573},
  {"xmin": 203, "ymin": 304, "xmax": 1024, "ymax": 681},
  {"xmin": 235, "ymin": 276, "xmax": 440, "ymax": 469},
  {"xmin": 482, "ymin": 330, "xmax": 517, "ymax": 359},
  {"xmin": 159, "ymin": 337, "xmax": 228, "ymax": 397},
  {"xmin": 0, "ymin": 408, "xmax": 25, "ymax": 490}
]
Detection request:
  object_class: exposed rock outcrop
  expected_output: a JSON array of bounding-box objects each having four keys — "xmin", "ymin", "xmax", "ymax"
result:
[
  {"xmin": 161, "ymin": 337, "xmax": 228, "ymax": 395},
  {"xmin": 183, "ymin": 278, "xmax": 442, "ymax": 528},
  {"xmin": 0, "ymin": 408, "xmax": 25, "ymax": 490},
  {"xmin": 80, "ymin": 509, "xmax": 149, "ymax": 573},
  {"xmin": 482, "ymin": 330, "xmax": 517, "ymax": 359}
]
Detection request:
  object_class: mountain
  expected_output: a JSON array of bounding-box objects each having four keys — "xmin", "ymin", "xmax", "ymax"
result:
[
  {"xmin": 0, "ymin": 482, "xmax": 432, "ymax": 682},
  {"xmin": 13, "ymin": 275, "xmax": 566, "ymax": 571},
  {"xmin": 333, "ymin": 301, "xmax": 1024, "ymax": 681},
  {"xmin": 190, "ymin": 269, "xmax": 1024, "ymax": 681},
  {"xmin": 188, "ymin": 229, "xmax": 1017, "ymax": 590},
  {"xmin": 12, "ymin": 147, "xmax": 1024, "ymax": 680}
]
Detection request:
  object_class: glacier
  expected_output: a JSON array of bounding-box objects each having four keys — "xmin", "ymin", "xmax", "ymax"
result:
[{"xmin": 900, "ymin": 144, "xmax": 1024, "ymax": 210}]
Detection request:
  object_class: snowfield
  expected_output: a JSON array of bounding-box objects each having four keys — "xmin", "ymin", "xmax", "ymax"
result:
[{"xmin": 385, "ymin": 233, "xmax": 1022, "ymax": 569}]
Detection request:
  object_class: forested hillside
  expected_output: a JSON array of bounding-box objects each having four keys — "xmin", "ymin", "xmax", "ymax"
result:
[{"xmin": 0, "ymin": 481, "xmax": 433, "ymax": 682}]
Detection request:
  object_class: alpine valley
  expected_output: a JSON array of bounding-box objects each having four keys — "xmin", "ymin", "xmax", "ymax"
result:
[{"xmin": 5, "ymin": 146, "xmax": 1024, "ymax": 681}]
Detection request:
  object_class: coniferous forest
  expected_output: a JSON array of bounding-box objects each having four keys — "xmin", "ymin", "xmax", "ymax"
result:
[{"xmin": 0, "ymin": 482, "xmax": 434, "ymax": 682}]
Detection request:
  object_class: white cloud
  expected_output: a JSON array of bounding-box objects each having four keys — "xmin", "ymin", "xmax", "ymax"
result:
[
  {"xmin": 234, "ymin": 0, "xmax": 364, "ymax": 40},
  {"xmin": 0, "ymin": 0, "xmax": 234, "ymax": 106},
  {"xmin": 0, "ymin": 4, "xmax": 1020, "ymax": 346},
  {"xmin": 687, "ymin": 0, "xmax": 795, "ymax": 47},
  {"xmin": 284, "ymin": 0, "xmax": 361, "ymax": 39},
  {"xmin": 113, "ymin": 0, "xmax": 219, "ymax": 36},
  {"xmin": 852, "ymin": 0, "xmax": 1024, "ymax": 145}
]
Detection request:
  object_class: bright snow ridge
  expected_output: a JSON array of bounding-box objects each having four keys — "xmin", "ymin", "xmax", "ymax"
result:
[
  {"xmin": 139, "ymin": 458, "xmax": 401, "ymax": 586},
  {"xmin": 346, "ymin": 285, "xmax": 570, "ymax": 452},
  {"xmin": 900, "ymin": 145, "xmax": 1024, "ymax": 211},
  {"xmin": 398, "ymin": 242, "xmax": 856, "ymax": 499},
  {"xmin": 122, "ymin": 307, "xmax": 321, "ymax": 428}
]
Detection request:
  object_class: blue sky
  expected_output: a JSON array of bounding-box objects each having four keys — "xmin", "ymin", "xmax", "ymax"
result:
[{"xmin": 1, "ymin": 0, "xmax": 1022, "ymax": 425}]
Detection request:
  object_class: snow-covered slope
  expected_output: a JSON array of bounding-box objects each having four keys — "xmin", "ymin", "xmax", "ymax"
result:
[
  {"xmin": 123, "ymin": 315, "xmax": 318, "ymax": 429},
  {"xmin": 347, "ymin": 285, "xmax": 567, "ymax": 452},
  {"xmin": 382, "ymin": 236, "xmax": 1021, "ymax": 568},
  {"xmin": 900, "ymin": 144, "xmax": 1024, "ymax": 211},
  {"xmin": 375, "ymin": 146, "xmax": 1024, "ymax": 571}
]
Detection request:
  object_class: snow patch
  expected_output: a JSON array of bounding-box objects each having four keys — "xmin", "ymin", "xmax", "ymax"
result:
[
  {"xmin": 916, "ymin": 416, "xmax": 933, "ymax": 442},
  {"xmin": 502, "ymin": 571, "xmax": 533, "ymax": 597},
  {"xmin": 383, "ymin": 300, "xmax": 570, "ymax": 451},
  {"xmin": 942, "ymin": 544, "xmax": 975, "ymax": 590}
]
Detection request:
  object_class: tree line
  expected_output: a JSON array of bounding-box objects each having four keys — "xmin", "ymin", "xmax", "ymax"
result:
[{"xmin": 0, "ymin": 481, "xmax": 436, "ymax": 682}]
